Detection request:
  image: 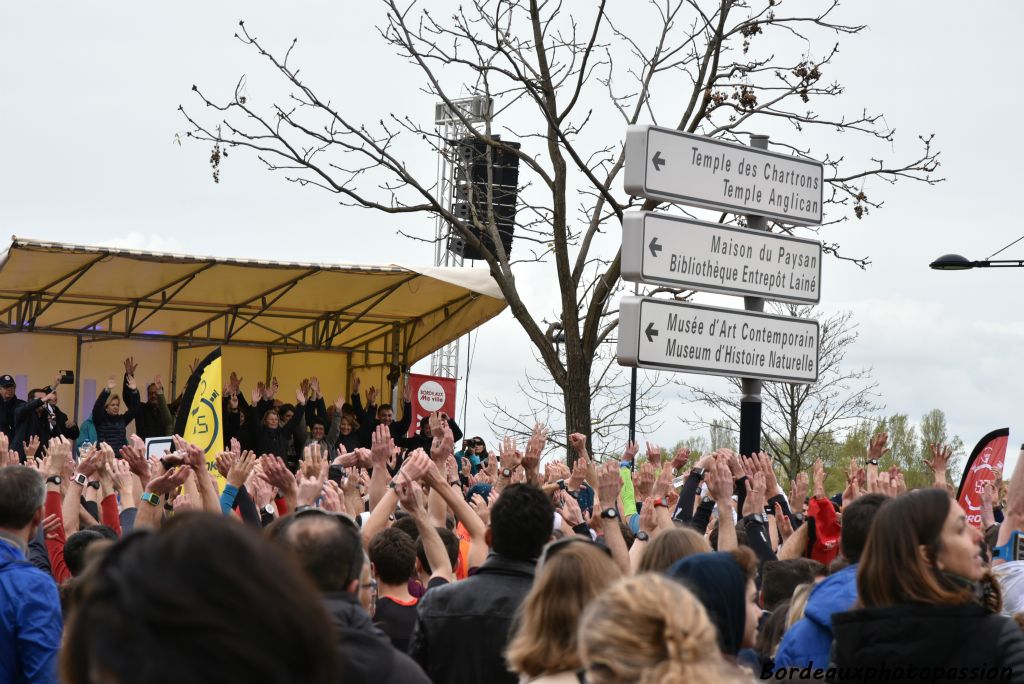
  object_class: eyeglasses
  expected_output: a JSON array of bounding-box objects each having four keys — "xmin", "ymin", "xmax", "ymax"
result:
[{"xmin": 537, "ymin": 535, "xmax": 612, "ymax": 572}]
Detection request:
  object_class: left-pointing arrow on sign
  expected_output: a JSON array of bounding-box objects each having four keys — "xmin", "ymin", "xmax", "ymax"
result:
[
  {"xmin": 651, "ymin": 151, "xmax": 665, "ymax": 171},
  {"xmin": 648, "ymin": 237, "xmax": 663, "ymax": 257},
  {"xmin": 645, "ymin": 322, "xmax": 659, "ymax": 342}
]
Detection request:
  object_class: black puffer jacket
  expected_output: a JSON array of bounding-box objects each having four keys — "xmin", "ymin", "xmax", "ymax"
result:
[
  {"xmin": 831, "ymin": 602, "xmax": 1024, "ymax": 683},
  {"xmin": 92, "ymin": 388, "xmax": 139, "ymax": 453},
  {"xmin": 409, "ymin": 553, "xmax": 535, "ymax": 684},
  {"xmin": 322, "ymin": 592, "xmax": 429, "ymax": 684}
]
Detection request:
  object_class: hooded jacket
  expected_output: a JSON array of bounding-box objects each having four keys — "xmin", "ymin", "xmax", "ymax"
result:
[
  {"xmin": 831, "ymin": 602, "xmax": 1024, "ymax": 684},
  {"xmin": 773, "ymin": 563, "xmax": 858, "ymax": 670},
  {"xmin": 321, "ymin": 591, "xmax": 429, "ymax": 684},
  {"xmin": 667, "ymin": 551, "xmax": 747, "ymax": 656},
  {"xmin": 0, "ymin": 537, "xmax": 62, "ymax": 684}
]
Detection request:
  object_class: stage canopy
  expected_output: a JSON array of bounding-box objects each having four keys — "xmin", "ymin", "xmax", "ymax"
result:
[{"xmin": 0, "ymin": 236, "xmax": 506, "ymax": 421}]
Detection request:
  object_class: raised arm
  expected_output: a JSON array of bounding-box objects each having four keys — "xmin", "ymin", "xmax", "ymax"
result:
[{"xmin": 397, "ymin": 479, "xmax": 452, "ymax": 582}]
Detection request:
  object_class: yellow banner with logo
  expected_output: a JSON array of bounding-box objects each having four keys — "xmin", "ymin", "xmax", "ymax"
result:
[{"xmin": 173, "ymin": 348, "xmax": 224, "ymax": 486}]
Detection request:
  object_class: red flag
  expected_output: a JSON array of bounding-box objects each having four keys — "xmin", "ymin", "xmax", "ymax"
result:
[
  {"xmin": 405, "ymin": 373, "xmax": 458, "ymax": 438},
  {"xmin": 956, "ymin": 427, "xmax": 1009, "ymax": 527}
]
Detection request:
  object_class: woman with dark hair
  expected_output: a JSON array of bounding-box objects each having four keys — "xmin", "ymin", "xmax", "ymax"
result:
[
  {"xmin": 831, "ymin": 489, "xmax": 1024, "ymax": 682},
  {"xmin": 62, "ymin": 513, "xmax": 336, "ymax": 684}
]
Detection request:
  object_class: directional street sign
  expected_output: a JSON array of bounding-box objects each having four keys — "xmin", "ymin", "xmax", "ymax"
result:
[
  {"xmin": 624, "ymin": 125, "xmax": 824, "ymax": 225},
  {"xmin": 622, "ymin": 211, "xmax": 822, "ymax": 304},
  {"xmin": 617, "ymin": 297, "xmax": 819, "ymax": 384}
]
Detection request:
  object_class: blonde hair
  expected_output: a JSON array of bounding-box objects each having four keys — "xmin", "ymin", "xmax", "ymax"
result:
[
  {"xmin": 506, "ymin": 541, "xmax": 621, "ymax": 677},
  {"xmin": 104, "ymin": 393, "xmax": 121, "ymax": 409},
  {"xmin": 579, "ymin": 574, "xmax": 751, "ymax": 684},
  {"xmin": 787, "ymin": 582, "xmax": 814, "ymax": 630},
  {"xmin": 637, "ymin": 527, "xmax": 712, "ymax": 574}
]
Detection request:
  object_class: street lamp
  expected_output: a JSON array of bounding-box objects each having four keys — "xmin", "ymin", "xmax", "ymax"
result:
[{"xmin": 929, "ymin": 254, "xmax": 1024, "ymax": 270}]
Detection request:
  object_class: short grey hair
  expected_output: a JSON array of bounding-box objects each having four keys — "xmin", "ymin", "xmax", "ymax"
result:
[{"xmin": 0, "ymin": 466, "xmax": 45, "ymax": 529}]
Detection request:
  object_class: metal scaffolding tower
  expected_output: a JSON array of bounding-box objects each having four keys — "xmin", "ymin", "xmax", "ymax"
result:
[{"xmin": 430, "ymin": 95, "xmax": 492, "ymax": 379}]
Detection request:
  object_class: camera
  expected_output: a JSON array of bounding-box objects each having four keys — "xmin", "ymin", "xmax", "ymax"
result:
[{"xmin": 58, "ymin": 370, "xmax": 75, "ymax": 385}]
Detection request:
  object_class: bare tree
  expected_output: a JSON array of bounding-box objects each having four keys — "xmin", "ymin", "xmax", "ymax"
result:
[
  {"xmin": 682, "ymin": 305, "xmax": 882, "ymax": 481},
  {"xmin": 181, "ymin": 0, "xmax": 940, "ymax": 458},
  {"xmin": 481, "ymin": 343, "xmax": 670, "ymax": 460}
]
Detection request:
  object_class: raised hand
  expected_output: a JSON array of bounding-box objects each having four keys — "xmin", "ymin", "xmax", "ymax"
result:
[
  {"xmin": 399, "ymin": 448, "xmax": 432, "ymax": 484},
  {"xmin": 569, "ymin": 432, "xmax": 589, "ymax": 456},
  {"xmin": 705, "ymin": 456, "xmax": 734, "ymax": 503},
  {"xmin": 106, "ymin": 375, "xmax": 118, "ymax": 392},
  {"xmin": 499, "ymin": 435, "xmax": 522, "ymax": 471},
  {"xmin": 634, "ymin": 462, "xmax": 656, "ymax": 500},
  {"xmin": 44, "ymin": 437, "xmax": 71, "ymax": 479},
  {"xmin": 24, "ymin": 435, "xmax": 41, "ymax": 460},
  {"xmin": 924, "ymin": 443, "xmax": 952, "ymax": 474},
  {"xmin": 645, "ymin": 441, "xmax": 662, "ymax": 466},
  {"xmin": 125, "ymin": 375, "xmax": 138, "ymax": 392},
  {"xmin": 402, "ymin": 381, "xmax": 411, "ymax": 404},
  {"xmin": 597, "ymin": 462, "xmax": 622, "ymax": 511},
  {"xmin": 112, "ymin": 459, "xmax": 134, "ymax": 495},
  {"xmin": 557, "ymin": 490, "xmax": 584, "ymax": 527},
  {"xmin": 523, "ymin": 423, "xmax": 546, "ymax": 472},
  {"xmin": 868, "ymin": 432, "xmax": 889, "ymax": 462},
  {"xmin": 320, "ymin": 480, "xmax": 345, "ymax": 514},
  {"xmin": 671, "ymin": 446, "xmax": 691, "ymax": 470},
  {"xmin": 396, "ymin": 479, "xmax": 428, "ymax": 518},
  {"xmin": 259, "ymin": 455, "xmax": 296, "ymax": 497},
  {"xmin": 226, "ymin": 451, "xmax": 257, "ymax": 489},
  {"xmin": 622, "ymin": 439, "xmax": 639, "ymax": 464},
  {"xmin": 301, "ymin": 444, "xmax": 326, "ymax": 479},
  {"xmin": 812, "ymin": 457, "xmax": 826, "ymax": 499},
  {"xmin": 365, "ymin": 385, "xmax": 378, "ymax": 406},
  {"xmin": 371, "ymin": 425, "xmax": 395, "ymax": 468},
  {"xmin": 296, "ymin": 453, "xmax": 328, "ymax": 507},
  {"xmin": 124, "ymin": 356, "xmax": 138, "ymax": 377},
  {"xmin": 146, "ymin": 466, "xmax": 192, "ymax": 496},
  {"xmin": 214, "ymin": 451, "xmax": 236, "ymax": 479},
  {"xmin": 294, "ymin": 387, "xmax": 306, "ymax": 406},
  {"xmin": 775, "ymin": 502, "xmax": 794, "ymax": 541},
  {"xmin": 75, "ymin": 445, "xmax": 102, "ymax": 480},
  {"xmin": 743, "ymin": 470, "xmax": 768, "ymax": 516}
]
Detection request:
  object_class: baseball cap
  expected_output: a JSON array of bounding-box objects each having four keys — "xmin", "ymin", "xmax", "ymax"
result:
[{"xmin": 0, "ymin": 375, "xmax": 15, "ymax": 388}]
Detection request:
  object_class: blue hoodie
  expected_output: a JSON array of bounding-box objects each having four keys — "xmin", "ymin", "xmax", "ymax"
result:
[
  {"xmin": 774, "ymin": 563, "xmax": 858, "ymax": 671},
  {"xmin": 0, "ymin": 537, "xmax": 62, "ymax": 683}
]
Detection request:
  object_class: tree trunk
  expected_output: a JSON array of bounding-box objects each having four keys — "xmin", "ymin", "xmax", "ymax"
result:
[{"xmin": 563, "ymin": 349, "xmax": 593, "ymax": 468}]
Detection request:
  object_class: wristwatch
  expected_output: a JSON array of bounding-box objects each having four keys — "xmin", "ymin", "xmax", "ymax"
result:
[
  {"xmin": 87, "ymin": 480, "xmax": 101, "ymax": 490},
  {"xmin": 635, "ymin": 530, "xmax": 650, "ymax": 542},
  {"xmin": 263, "ymin": 504, "xmax": 277, "ymax": 516},
  {"xmin": 501, "ymin": 467, "xmax": 513, "ymax": 478},
  {"xmin": 743, "ymin": 512, "xmax": 768, "ymax": 525},
  {"xmin": 652, "ymin": 497, "xmax": 669, "ymax": 508},
  {"xmin": 140, "ymin": 492, "xmax": 161, "ymax": 507},
  {"xmin": 45, "ymin": 475, "xmax": 62, "ymax": 486},
  {"xmin": 295, "ymin": 505, "xmax": 312, "ymax": 513},
  {"xmin": 72, "ymin": 472, "xmax": 89, "ymax": 487},
  {"xmin": 599, "ymin": 507, "xmax": 619, "ymax": 520},
  {"xmin": 866, "ymin": 459, "xmax": 879, "ymax": 466}
]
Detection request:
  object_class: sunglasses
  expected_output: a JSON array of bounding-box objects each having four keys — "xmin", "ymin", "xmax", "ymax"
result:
[{"xmin": 537, "ymin": 535, "xmax": 612, "ymax": 572}]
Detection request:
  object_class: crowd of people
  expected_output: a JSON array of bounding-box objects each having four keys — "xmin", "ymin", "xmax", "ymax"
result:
[{"xmin": 2, "ymin": 358, "xmax": 1024, "ymax": 683}]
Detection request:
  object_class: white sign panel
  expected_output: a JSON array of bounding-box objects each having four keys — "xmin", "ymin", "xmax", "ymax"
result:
[
  {"xmin": 622, "ymin": 211, "xmax": 822, "ymax": 304},
  {"xmin": 617, "ymin": 297, "xmax": 819, "ymax": 384},
  {"xmin": 624, "ymin": 125, "xmax": 824, "ymax": 225}
]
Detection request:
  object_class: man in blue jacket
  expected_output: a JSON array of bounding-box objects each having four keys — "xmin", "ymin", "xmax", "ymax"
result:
[
  {"xmin": 0, "ymin": 466, "xmax": 62, "ymax": 684},
  {"xmin": 773, "ymin": 493, "xmax": 887, "ymax": 672}
]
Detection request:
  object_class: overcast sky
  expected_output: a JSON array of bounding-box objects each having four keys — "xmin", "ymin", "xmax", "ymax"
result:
[{"xmin": 4, "ymin": 1, "xmax": 1024, "ymax": 476}]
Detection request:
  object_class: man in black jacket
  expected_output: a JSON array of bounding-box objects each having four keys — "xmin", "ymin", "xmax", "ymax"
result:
[
  {"xmin": 351, "ymin": 378, "xmax": 413, "ymax": 444},
  {"xmin": 0, "ymin": 374, "xmax": 24, "ymax": 440},
  {"xmin": 13, "ymin": 378, "xmax": 78, "ymax": 460},
  {"xmin": 409, "ymin": 484, "xmax": 555, "ymax": 684},
  {"xmin": 278, "ymin": 511, "xmax": 429, "ymax": 684}
]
